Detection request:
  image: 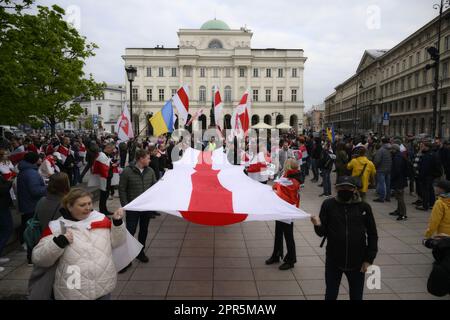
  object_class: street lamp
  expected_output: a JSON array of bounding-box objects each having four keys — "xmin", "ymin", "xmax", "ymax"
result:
[
  {"xmin": 426, "ymin": 0, "xmax": 450, "ymax": 138},
  {"xmin": 353, "ymin": 80, "xmax": 364, "ymax": 137},
  {"xmin": 125, "ymin": 65, "xmax": 137, "ymax": 126}
]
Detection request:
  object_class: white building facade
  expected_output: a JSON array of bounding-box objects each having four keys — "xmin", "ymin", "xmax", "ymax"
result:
[{"xmin": 122, "ymin": 19, "xmax": 306, "ymax": 135}]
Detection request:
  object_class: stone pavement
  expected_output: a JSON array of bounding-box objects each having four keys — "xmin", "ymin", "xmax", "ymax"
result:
[{"xmin": 1, "ymin": 174, "xmax": 449, "ymax": 300}]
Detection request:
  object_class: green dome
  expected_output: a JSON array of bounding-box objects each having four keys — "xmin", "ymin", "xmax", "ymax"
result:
[{"xmin": 200, "ymin": 19, "xmax": 230, "ymax": 30}]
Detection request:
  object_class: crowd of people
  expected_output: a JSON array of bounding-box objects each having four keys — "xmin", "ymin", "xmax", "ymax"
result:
[{"xmin": 0, "ymin": 129, "xmax": 448, "ymax": 299}]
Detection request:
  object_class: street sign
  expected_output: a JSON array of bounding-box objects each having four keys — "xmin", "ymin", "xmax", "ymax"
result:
[
  {"xmin": 93, "ymin": 114, "xmax": 98, "ymax": 124},
  {"xmin": 383, "ymin": 112, "xmax": 390, "ymax": 126}
]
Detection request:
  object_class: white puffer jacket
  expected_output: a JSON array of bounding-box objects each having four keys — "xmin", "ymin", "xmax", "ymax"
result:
[{"xmin": 32, "ymin": 211, "xmax": 126, "ymax": 300}]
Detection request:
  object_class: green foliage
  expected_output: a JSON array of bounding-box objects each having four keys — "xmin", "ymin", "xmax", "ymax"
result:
[{"xmin": 0, "ymin": 1, "xmax": 105, "ymax": 134}]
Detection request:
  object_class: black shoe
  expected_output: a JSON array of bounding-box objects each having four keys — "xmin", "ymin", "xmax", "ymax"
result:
[
  {"xmin": 318, "ymin": 184, "xmax": 323, "ymax": 187},
  {"xmin": 118, "ymin": 262, "xmax": 132, "ymax": 273},
  {"xmin": 416, "ymin": 206, "xmax": 428, "ymax": 211},
  {"xmin": 412, "ymin": 200, "xmax": 422, "ymax": 205},
  {"xmin": 396, "ymin": 215, "xmax": 408, "ymax": 221},
  {"xmin": 279, "ymin": 262, "xmax": 294, "ymax": 270},
  {"xmin": 136, "ymin": 251, "xmax": 149, "ymax": 263},
  {"xmin": 389, "ymin": 211, "xmax": 399, "ymax": 216},
  {"xmin": 373, "ymin": 198, "xmax": 384, "ymax": 203},
  {"xmin": 265, "ymin": 256, "xmax": 281, "ymax": 265}
]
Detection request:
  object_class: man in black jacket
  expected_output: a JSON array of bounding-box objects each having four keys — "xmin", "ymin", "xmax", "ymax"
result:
[
  {"xmin": 390, "ymin": 144, "xmax": 409, "ymax": 220},
  {"xmin": 311, "ymin": 176, "xmax": 378, "ymax": 300}
]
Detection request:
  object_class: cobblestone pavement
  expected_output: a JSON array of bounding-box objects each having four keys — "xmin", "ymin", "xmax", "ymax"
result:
[{"xmin": 1, "ymin": 174, "xmax": 449, "ymax": 300}]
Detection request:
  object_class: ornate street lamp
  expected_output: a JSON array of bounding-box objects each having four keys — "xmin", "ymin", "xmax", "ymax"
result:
[{"xmin": 125, "ymin": 65, "xmax": 137, "ymax": 126}]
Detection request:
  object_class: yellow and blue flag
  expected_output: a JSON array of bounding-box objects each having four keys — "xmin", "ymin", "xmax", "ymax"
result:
[
  {"xmin": 149, "ymin": 100, "xmax": 174, "ymax": 137},
  {"xmin": 326, "ymin": 126, "xmax": 335, "ymax": 143}
]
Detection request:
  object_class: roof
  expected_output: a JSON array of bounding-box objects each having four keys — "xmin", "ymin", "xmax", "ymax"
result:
[
  {"xmin": 200, "ymin": 19, "xmax": 230, "ymax": 30},
  {"xmin": 366, "ymin": 49, "xmax": 388, "ymax": 59}
]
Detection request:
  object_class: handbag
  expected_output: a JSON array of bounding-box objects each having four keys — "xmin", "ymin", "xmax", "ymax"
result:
[
  {"xmin": 354, "ymin": 163, "xmax": 368, "ymax": 189},
  {"xmin": 23, "ymin": 203, "xmax": 60, "ymax": 251}
]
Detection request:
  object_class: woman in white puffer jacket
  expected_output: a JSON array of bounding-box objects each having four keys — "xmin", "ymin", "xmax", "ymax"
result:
[{"xmin": 32, "ymin": 188, "xmax": 126, "ymax": 300}]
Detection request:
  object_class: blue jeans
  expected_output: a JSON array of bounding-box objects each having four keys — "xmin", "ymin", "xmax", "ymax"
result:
[
  {"xmin": 376, "ymin": 172, "xmax": 391, "ymax": 201},
  {"xmin": 0, "ymin": 208, "xmax": 13, "ymax": 257},
  {"xmin": 322, "ymin": 169, "xmax": 332, "ymax": 195}
]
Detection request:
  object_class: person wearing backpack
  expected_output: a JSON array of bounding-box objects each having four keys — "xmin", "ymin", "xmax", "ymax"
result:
[
  {"xmin": 347, "ymin": 147, "xmax": 376, "ymax": 201},
  {"xmin": 389, "ymin": 144, "xmax": 409, "ymax": 221},
  {"xmin": 310, "ymin": 176, "xmax": 378, "ymax": 300}
]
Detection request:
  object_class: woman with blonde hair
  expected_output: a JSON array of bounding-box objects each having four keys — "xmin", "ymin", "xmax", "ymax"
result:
[
  {"xmin": 32, "ymin": 188, "xmax": 126, "ymax": 300},
  {"xmin": 266, "ymin": 158, "xmax": 303, "ymax": 270}
]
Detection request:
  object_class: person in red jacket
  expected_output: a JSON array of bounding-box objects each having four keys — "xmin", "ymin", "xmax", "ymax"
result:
[{"xmin": 266, "ymin": 158, "xmax": 303, "ymax": 270}]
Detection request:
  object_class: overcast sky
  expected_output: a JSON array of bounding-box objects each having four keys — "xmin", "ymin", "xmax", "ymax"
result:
[{"xmin": 37, "ymin": 0, "xmax": 438, "ymax": 109}]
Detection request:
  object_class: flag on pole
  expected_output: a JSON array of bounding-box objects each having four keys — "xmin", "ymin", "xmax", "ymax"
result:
[
  {"xmin": 326, "ymin": 127, "xmax": 333, "ymax": 142},
  {"xmin": 116, "ymin": 103, "xmax": 134, "ymax": 142},
  {"xmin": 231, "ymin": 90, "xmax": 251, "ymax": 136},
  {"xmin": 149, "ymin": 100, "xmax": 175, "ymax": 137},
  {"xmin": 172, "ymin": 85, "xmax": 189, "ymax": 125},
  {"xmin": 213, "ymin": 85, "xmax": 223, "ymax": 130},
  {"xmin": 186, "ymin": 109, "xmax": 204, "ymax": 127},
  {"xmin": 87, "ymin": 152, "xmax": 111, "ymax": 192}
]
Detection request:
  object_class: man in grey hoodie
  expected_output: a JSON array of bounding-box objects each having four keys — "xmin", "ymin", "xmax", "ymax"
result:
[{"xmin": 373, "ymin": 137, "xmax": 392, "ymax": 203}]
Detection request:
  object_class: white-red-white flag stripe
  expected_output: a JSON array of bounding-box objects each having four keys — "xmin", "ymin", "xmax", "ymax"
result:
[
  {"xmin": 172, "ymin": 85, "xmax": 189, "ymax": 125},
  {"xmin": 213, "ymin": 85, "xmax": 223, "ymax": 130},
  {"xmin": 87, "ymin": 152, "xmax": 110, "ymax": 191}
]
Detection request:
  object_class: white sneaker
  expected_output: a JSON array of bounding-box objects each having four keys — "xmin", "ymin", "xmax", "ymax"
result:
[
  {"xmin": 0, "ymin": 257, "xmax": 10, "ymax": 264},
  {"xmin": 0, "ymin": 266, "xmax": 5, "ymax": 273}
]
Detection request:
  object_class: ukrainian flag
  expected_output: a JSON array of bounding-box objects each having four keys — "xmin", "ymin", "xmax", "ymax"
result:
[
  {"xmin": 326, "ymin": 126, "xmax": 336, "ymax": 143},
  {"xmin": 150, "ymin": 100, "xmax": 174, "ymax": 137}
]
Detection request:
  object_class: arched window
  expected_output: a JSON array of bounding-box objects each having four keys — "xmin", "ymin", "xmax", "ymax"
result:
[
  {"xmin": 208, "ymin": 39, "xmax": 223, "ymax": 49},
  {"xmin": 224, "ymin": 114, "xmax": 232, "ymax": 129},
  {"xmin": 276, "ymin": 115, "xmax": 284, "ymax": 125},
  {"xmin": 199, "ymin": 86, "xmax": 206, "ymax": 103},
  {"xmin": 290, "ymin": 115, "xmax": 298, "ymax": 129},
  {"xmin": 199, "ymin": 114, "xmax": 207, "ymax": 130},
  {"xmin": 224, "ymin": 86, "xmax": 232, "ymax": 103},
  {"xmin": 264, "ymin": 115, "xmax": 272, "ymax": 126},
  {"xmin": 251, "ymin": 115, "xmax": 259, "ymax": 126}
]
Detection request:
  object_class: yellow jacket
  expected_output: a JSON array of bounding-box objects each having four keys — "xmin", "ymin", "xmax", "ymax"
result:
[
  {"xmin": 347, "ymin": 156, "xmax": 376, "ymax": 193},
  {"xmin": 425, "ymin": 196, "xmax": 450, "ymax": 238}
]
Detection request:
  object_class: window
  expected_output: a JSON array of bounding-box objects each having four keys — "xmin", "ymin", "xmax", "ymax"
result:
[
  {"xmin": 253, "ymin": 89, "xmax": 259, "ymax": 102},
  {"xmin": 277, "ymin": 89, "xmax": 283, "ymax": 102},
  {"xmin": 291, "ymin": 89, "xmax": 297, "ymax": 102},
  {"xmin": 159, "ymin": 67, "xmax": 164, "ymax": 77},
  {"xmin": 292, "ymin": 68, "xmax": 298, "ymax": 78},
  {"xmin": 200, "ymin": 67, "xmax": 206, "ymax": 78},
  {"xmin": 415, "ymin": 73, "xmax": 420, "ymax": 88},
  {"xmin": 208, "ymin": 39, "xmax": 223, "ymax": 49},
  {"xmin": 443, "ymin": 62, "xmax": 448, "ymax": 78},
  {"xmin": 146, "ymin": 67, "xmax": 152, "ymax": 77},
  {"xmin": 239, "ymin": 68, "xmax": 245, "ymax": 78},
  {"xmin": 171, "ymin": 89, "xmax": 177, "ymax": 97},
  {"xmin": 443, "ymin": 93, "xmax": 448, "ymax": 106},
  {"xmin": 171, "ymin": 67, "xmax": 177, "ymax": 77},
  {"xmin": 416, "ymin": 52, "xmax": 421, "ymax": 64},
  {"xmin": 98, "ymin": 107, "xmax": 102, "ymax": 115},
  {"xmin": 84, "ymin": 108, "xmax": 88, "ymax": 116},
  {"xmin": 391, "ymin": 66, "xmax": 394, "ymax": 76},
  {"xmin": 402, "ymin": 60, "xmax": 406, "ymax": 71},
  {"xmin": 266, "ymin": 68, "xmax": 272, "ymax": 78},
  {"xmin": 422, "ymin": 96, "xmax": 427, "ymax": 108},
  {"xmin": 409, "ymin": 56, "xmax": 413, "ymax": 68},
  {"xmin": 253, "ymin": 68, "xmax": 259, "ymax": 77},
  {"xmin": 278, "ymin": 68, "xmax": 283, "ymax": 78},
  {"xmin": 159, "ymin": 89, "xmax": 164, "ymax": 101},
  {"xmin": 407, "ymin": 76, "xmax": 411, "ymax": 90},
  {"xmin": 184, "ymin": 66, "xmax": 192, "ymax": 77},
  {"xmin": 146, "ymin": 89, "xmax": 152, "ymax": 102},
  {"xmin": 407, "ymin": 100, "xmax": 411, "ymax": 111},
  {"xmin": 414, "ymin": 98, "xmax": 419, "ymax": 110},
  {"xmin": 265, "ymin": 89, "xmax": 271, "ymax": 102},
  {"xmin": 396, "ymin": 63, "xmax": 400, "ymax": 73},
  {"xmin": 132, "ymin": 88, "xmax": 138, "ymax": 101},
  {"xmin": 446, "ymin": 36, "xmax": 450, "ymax": 51},
  {"xmin": 225, "ymin": 68, "xmax": 231, "ymax": 78},
  {"xmin": 213, "ymin": 68, "xmax": 219, "ymax": 78},
  {"xmin": 199, "ymin": 86, "xmax": 206, "ymax": 102},
  {"xmin": 401, "ymin": 78, "xmax": 405, "ymax": 91},
  {"xmin": 224, "ymin": 86, "xmax": 232, "ymax": 103},
  {"xmin": 423, "ymin": 70, "xmax": 428, "ymax": 85}
]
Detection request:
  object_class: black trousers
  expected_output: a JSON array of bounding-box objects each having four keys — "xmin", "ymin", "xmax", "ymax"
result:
[
  {"xmin": 420, "ymin": 176, "xmax": 435, "ymax": 210},
  {"xmin": 325, "ymin": 260, "xmax": 365, "ymax": 300},
  {"xmin": 20, "ymin": 212, "xmax": 34, "ymax": 263},
  {"xmin": 126, "ymin": 211, "xmax": 152, "ymax": 248},
  {"xmin": 271, "ymin": 221, "xmax": 296, "ymax": 264}
]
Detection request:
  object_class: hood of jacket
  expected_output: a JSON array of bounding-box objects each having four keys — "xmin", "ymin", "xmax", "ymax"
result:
[
  {"xmin": 335, "ymin": 191, "xmax": 362, "ymax": 204},
  {"xmin": 18, "ymin": 160, "xmax": 38, "ymax": 172},
  {"xmin": 437, "ymin": 193, "xmax": 450, "ymax": 207},
  {"xmin": 285, "ymin": 169, "xmax": 302, "ymax": 183}
]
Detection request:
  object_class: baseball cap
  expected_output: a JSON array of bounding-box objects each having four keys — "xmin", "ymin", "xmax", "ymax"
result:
[{"xmin": 336, "ymin": 176, "xmax": 357, "ymax": 188}]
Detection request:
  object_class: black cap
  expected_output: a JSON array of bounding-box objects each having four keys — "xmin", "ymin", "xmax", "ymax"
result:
[
  {"xmin": 435, "ymin": 180, "xmax": 450, "ymax": 193},
  {"xmin": 336, "ymin": 176, "xmax": 357, "ymax": 188}
]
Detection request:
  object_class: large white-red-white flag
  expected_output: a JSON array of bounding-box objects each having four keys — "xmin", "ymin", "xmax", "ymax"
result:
[
  {"xmin": 172, "ymin": 85, "xmax": 189, "ymax": 126},
  {"xmin": 116, "ymin": 103, "xmax": 134, "ymax": 142},
  {"xmin": 231, "ymin": 90, "xmax": 251, "ymax": 136},
  {"xmin": 213, "ymin": 85, "xmax": 223, "ymax": 130},
  {"xmin": 124, "ymin": 147, "xmax": 309, "ymax": 226},
  {"xmin": 87, "ymin": 152, "xmax": 110, "ymax": 191}
]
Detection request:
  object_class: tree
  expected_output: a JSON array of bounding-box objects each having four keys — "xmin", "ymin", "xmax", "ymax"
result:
[
  {"xmin": 83, "ymin": 117, "xmax": 93, "ymax": 130},
  {"xmin": 0, "ymin": 2, "xmax": 105, "ymax": 134}
]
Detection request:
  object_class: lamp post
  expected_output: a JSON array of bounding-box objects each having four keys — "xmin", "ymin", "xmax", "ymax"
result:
[
  {"xmin": 125, "ymin": 65, "xmax": 137, "ymax": 129},
  {"xmin": 353, "ymin": 80, "xmax": 364, "ymax": 137},
  {"xmin": 428, "ymin": 0, "xmax": 450, "ymax": 138}
]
